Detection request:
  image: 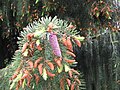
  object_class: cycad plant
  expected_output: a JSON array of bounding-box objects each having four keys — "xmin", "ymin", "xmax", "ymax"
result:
[{"xmin": 9, "ymin": 16, "xmax": 84, "ymax": 90}]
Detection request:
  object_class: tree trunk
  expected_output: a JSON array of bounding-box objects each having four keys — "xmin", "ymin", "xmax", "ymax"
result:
[{"xmin": 75, "ymin": 30, "xmax": 120, "ymax": 90}]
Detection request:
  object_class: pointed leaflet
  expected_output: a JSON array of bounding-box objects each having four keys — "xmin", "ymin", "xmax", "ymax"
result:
[
  {"xmin": 22, "ymin": 42, "xmax": 29, "ymax": 53},
  {"xmin": 66, "ymin": 51, "xmax": 76, "ymax": 57},
  {"xmin": 57, "ymin": 65, "xmax": 63, "ymax": 73},
  {"xmin": 73, "ymin": 38, "xmax": 81, "ymax": 47},
  {"xmin": 64, "ymin": 64, "xmax": 71, "ymax": 72},
  {"xmin": 42, "ymin": 68, "xmax": 48, "ymax": 80},
  {"xmin": 34, "ymin": 74, "xmax": 40, "ymax": 85},
  {"xmin": 36, "ymin": 40, "xmax": 40, "ymax": 46},
  {"xmin": 73, "ymin": 36, "xmax": 85, "ymax": 41},
  {"xmin": 38, "ymin": 63, "xmax": 43, "ymax": 75},
  {"xmin": 34, "ymin": 57, "xmax": 43, "ymax": 68},
  {"xmin": 22, "ymin": 49, "xmax": 29, "ymax": 57},
  {"xmin": 66, "ymin": 37, "xmax": 73, "ymax": 52},
  {"xmin": 34, "ymin": 28, "xmax": 45, "ymax": 38},
  {"xmin": 46, "ymin": 70, "xmax": 55, "ymax": 77},
  {"xmin": 47, "ymin": 61, "xmax": 54, "ymax": 70}
]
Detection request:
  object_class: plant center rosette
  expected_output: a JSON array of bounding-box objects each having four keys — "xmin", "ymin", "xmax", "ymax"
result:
[{"xmin": 10, "ymin": 16, "xmax": 85, "ymax": 90}]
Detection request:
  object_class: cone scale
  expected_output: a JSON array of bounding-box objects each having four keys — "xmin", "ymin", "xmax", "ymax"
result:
[{"xmin": 49, "ymin": 33, "xmax": 62, "ymax": 57}]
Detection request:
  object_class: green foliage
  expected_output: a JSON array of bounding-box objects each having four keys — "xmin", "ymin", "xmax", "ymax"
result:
[
  {"xmin": 0, "ymin": 51, "xmax": 21, "ymax": 90},
  {"xmin": 0, "ymin": 0, "xmax": 120, "ymax": 90},
  {"xmin": 0, "ymin": 16, "xmax": 85, "ymax": 90}
]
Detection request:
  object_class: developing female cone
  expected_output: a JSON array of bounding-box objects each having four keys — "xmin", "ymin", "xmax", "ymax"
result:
[{"xmin": 49, "ymin": 33, "xmax": 62, "ymax": 57}]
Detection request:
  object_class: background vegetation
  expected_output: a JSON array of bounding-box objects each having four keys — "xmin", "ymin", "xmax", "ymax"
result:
[{"xmin": 0, "ymin": 0, "xmax": 120, "ymax": 90}]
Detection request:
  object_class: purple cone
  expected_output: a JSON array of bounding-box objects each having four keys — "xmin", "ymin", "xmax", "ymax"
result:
[{"xmin": 49, "ymin": 33, "xmax": 62, "ymax": 57}]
